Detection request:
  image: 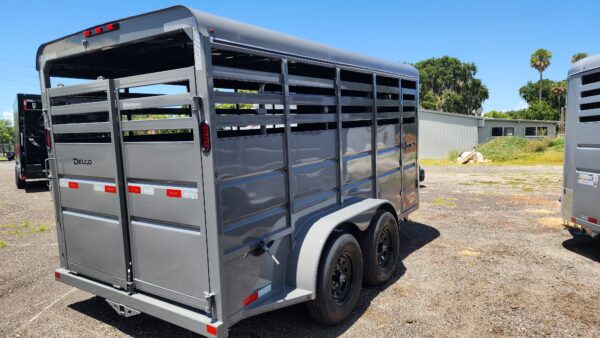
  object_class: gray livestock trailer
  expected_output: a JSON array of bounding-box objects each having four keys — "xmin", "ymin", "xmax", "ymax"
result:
[
  {"xmin": 37, "ymin": 6, "xmax": 419, "ymax": 337},
  {"xmin": 562, "ymin": 54, "xmax": 600, "ymax": 237}
]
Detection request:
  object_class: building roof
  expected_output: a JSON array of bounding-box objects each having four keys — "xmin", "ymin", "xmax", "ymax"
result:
[{"xmin": 421, "ymin": 109, "xmax": 559, "ymax": 125}]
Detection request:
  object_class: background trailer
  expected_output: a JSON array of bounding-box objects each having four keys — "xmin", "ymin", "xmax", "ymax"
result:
[
  {"xmin": 37, "ymin": 6, "xmax": 419, "ymax": 337},
  {"xmin": 562, "ymin": 54, "xmax": 600, "ymax": 236}
]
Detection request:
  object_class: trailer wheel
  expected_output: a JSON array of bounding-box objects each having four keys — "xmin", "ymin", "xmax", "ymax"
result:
[
  {"xmin": 361, "ymin": 210, "xmax": 400, "ymax": 286},
  {"xmin": 306, "ymin": 232, "xmax": 363, "ymax": 325},
  {"xmin": 15, "ymin": 168, "xmax": 25, "ymax": 189}
]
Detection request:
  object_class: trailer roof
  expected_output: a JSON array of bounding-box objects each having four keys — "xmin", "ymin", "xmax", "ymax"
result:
[
  {"xmin": 569, "ymin": 53, "xmax": 600, "ymax": 76},
  {"xmin": 37, "ymin": 6, "xmax": 418, "ymax": 79}
]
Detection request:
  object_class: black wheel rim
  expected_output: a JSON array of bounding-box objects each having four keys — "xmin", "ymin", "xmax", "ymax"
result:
[
  {"xmin": 331, "ymin": 252, "xmax": 353, "ymax": 304},
  {"xmin": 377, "ymin": 226, "xmax": 392, "ymax": 268}
]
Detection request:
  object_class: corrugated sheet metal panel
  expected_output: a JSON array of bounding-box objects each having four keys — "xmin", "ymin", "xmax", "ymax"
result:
[{"xmin": 418, "ymin": 110, "xmax": 479, "ymax": 159}]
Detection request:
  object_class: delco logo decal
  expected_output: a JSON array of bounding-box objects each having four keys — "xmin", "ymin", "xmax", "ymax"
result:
[{"xmin": 73, "ymin": 158, "xmax": 93, "ymax": 165}]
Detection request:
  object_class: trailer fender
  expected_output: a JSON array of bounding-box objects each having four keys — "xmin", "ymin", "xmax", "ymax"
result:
[{"xmin": 293, "ymin": 198, "xmax": 394, "ymax": 295}]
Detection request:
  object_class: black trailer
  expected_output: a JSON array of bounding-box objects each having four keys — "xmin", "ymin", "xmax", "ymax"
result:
[{"xmin": 13, "ymin": 93, "xmax": 48, "ymax": 188}]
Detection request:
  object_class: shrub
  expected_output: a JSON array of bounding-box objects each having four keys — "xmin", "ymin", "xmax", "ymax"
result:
[{"xmin": 448, "ymin": 149, "xmax": 460, "ymax": 161}]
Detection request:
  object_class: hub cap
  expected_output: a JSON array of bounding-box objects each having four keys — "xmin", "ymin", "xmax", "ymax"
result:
[
  {"xmin": 377, "ymin": 227, "xmax": 392, "ymax": 268},
  {"xmin": 331, "ymin": 253, "xmax": 353, "ymax": 303}
]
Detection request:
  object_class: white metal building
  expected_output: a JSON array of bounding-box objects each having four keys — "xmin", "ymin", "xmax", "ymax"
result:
[{"xmin": 419, "ymin": 109, "xmax": 559, "ymax": 159}]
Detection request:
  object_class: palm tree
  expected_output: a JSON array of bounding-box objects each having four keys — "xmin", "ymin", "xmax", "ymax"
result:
[
  {"xmin": 571, "ymin": 52, "xmax": 589, "ymax": 64},
  {"xmin": 551, "ymin": 81, "xmax": 567, "ymax": 112},
  {"xmin": 530, "ymin": 49, "xmax": 552, "ymax": 102}
]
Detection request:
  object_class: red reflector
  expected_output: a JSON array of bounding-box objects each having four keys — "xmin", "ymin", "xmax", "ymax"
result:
[
  {"xmin": 83, "ymin": 29, "xmax": 92, "ymax": 37},
  {"xmin": 200, "ymin": 122, "xmax": 211, "ymax": 152},
  {"xmin": 106, "ymin": 22, "xmax": 119, "ymax": 31},
  {"xmin": 206, "ymin": 324, "xmax": 217, "ymax": 336},
  {"xmin": 128, "ymin": 185, "xmax": 141, "ymax": 194},
  {"xmin": 243, "ymin": 292, "xmax": 259, "ymax": 306},
  {"xmin": 45, "ymin": 130, "xmax": 52, "ymax": 151},
  {"xmin": 166, "ymin": 189, "xmax": 182, "ymax": 198},
  {"xmin": 105, "ymin": 185, "xmax": 117, "ymax": 193},
  {"xmin": 94, "ymin": 26, "xmax": 103, "ymax": 34},
  {"xmin": 19, "ymin": 173, "xmax": 27, "ymax": 180},
  {"xmin": 54, "ymin": 271, "xmax": 61, "ymax": 280},
  {"xmin": 23, "ymin": 99, "xmax": 28, "ymax": 110},
  {"xmin": 68, "ymin": 181, "xmax": 79, "ymax": 189},
  {"xmin": 589, "ymin": 217, "xmax": 598, "ymax": 224}
]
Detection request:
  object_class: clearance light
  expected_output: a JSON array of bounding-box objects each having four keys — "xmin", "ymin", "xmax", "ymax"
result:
[
  {"xmin": 589, "ymin": 217, "xmax": 598, "ymax": 224},
  {"xmin": 166, "ymin": 189, "xmax": 182, "ymax": 198},
  {"xmin": 206, "ymin": 324, "xmax": 217, "ymax": 336},
  {"xmin": 83, "ymin": 22, "xmax": 119, "ymax": 38},
  {"xmin": 45, "ymin": 130, "xmax": 52, "ymax": 151},
  {"xmin": 106, "ymin": 22, "xmax": 119, "ymax": 31},
  {"xmin": 68, "ymin": 181, "xmax": 79, "ymax": 189},
  {"xmin": 243, "ymin": 292, "xmax": 259, "ymax": 306},
  {"xmin": 128, "ymin": 185, "xmax": 141, "ymax": 194},
  {"xmin": 201, "ymin": 122, "xmax": 211, "ymax": 153},
  {"xmin": 104, "ymin": 185, "xmax": 117, "ymax": 194},
  {"xmin": 54, "ymin": 271, "xmax": 61, "ymax": 280}
]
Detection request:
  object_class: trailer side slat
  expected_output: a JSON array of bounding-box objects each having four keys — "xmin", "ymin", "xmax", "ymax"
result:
[
  {"xmin": 212, "ymin": 65, "xmax": 280, "ymax": 84},
  {"xmin": 376, "ymin": 84, "xmax": 400, "ymax": 94},
  {"xmin": 53, "ymin": 121, "xmax": 112, "ymax": 134},
  {"xmin": 50, "ymin": 101, "xmax": 108, "ymax": 116},
  {"xmin": 340, "ymin": 81, "xmax": 372, "ymax": 92},
  {"xmin": 288, "ymin": 75, "xmax": 334, "ymax": 89},
  {"xmin": 214, "ymin": 91, "xmax": 283, "ymax": 105},
  {"xmin": 121, "ymin": 117, "xmax": 194, "ymax": 131},
  {"xmin": 288, "ymin": 94, "xmax": 335, "ymax": 106},
  {"xmin": 114, "ymin": 66, "xmax": 196, "ymax": 89},
  {"xmin": 48, "ymin": 80, "xmax": 109, "ymax": 98},
  {"xmin": 119, "ymin": 93, "xmax": 191, "ymax": 111},
  {"xmin": 215, "ymin": 115, "xmax": 285, "ymax": 128}
]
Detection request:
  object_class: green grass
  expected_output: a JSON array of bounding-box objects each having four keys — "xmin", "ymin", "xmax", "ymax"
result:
[
  {"xmin": 421, "ymin": 137, "xmax": 564, "ymax": 166},
  {"xmin": 432, "ymin": 197, "xmax": 457, "ymax": 207},
  {"xmin": 0, "ymin": 156, "xmax": 7, "ymax": 161},
  {"xmin": 0, "ymin": 240, "xmax": 6, "ymax": 249},
  {"xmin": 0, "ymin": 221, "xmax": 50, "ymax": 236}
]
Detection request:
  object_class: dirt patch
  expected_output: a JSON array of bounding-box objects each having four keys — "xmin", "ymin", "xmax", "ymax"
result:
[{"xmin": 2, "ymin": 162, "xmax": 600, "ymax": 337}]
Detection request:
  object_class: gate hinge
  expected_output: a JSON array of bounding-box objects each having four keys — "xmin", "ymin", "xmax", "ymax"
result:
[
  {"xmin": 191, "ymin": 96, "xmax": 203, "ymax": 113},
  {"xmin": 204, "ymin": 291, "xmax": 216, "ymax": 314}
]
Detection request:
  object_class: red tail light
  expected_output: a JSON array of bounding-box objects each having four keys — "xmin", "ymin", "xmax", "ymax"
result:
[
  {"xmin": 200, "ymin": 122, "xmax": 211, "ymax": 153},
  {"xmin": 106, "ymin": 22, "xmax": 119, "ymax": 31},
  {"xmin": 45, "ymin": 130, "xmax": 52, "ymax": 151},
  {"xmin": 83, "ymin": 29, "xmax": 92, "ymax": 37}
]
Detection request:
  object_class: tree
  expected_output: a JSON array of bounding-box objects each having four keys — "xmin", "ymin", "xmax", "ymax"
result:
[
  {"xmin": 519, "ymin": 79, "xmax": 566, "ymax": 110},
  {"xmin": 550, "ymin": 81, "xmax": 567, "ymax": 112},
  {"xmin": 0, "ymin": 119, "xmax": 15, "ymax": 144},
  {"xmin": 414, "ymin": 56, "xmax": 489, "ymax": 115},
  {"xmin": 530, "ymin": 49, "xmax": 552, "ymax": 102},
  {"xmin": 516, "ymin": 101, "xmax": 556, "ymax": 120},
  {"xmin": 483, "ymin": 110, "xmax": 513, "ymax": 119},
  {"xmin": 571, "ymin": 52, "xmax": 589, "ymax": 64}
]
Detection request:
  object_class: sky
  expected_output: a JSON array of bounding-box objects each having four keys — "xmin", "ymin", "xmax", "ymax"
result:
[{"xmin": 1, "ymin": 0, "xmax": 599, "ymax": 122}]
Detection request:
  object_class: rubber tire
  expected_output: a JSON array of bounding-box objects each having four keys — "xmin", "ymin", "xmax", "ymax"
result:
[
  {"xmin": 15, "ymin": 169, "xmax": 25, "ymax": 189},
  {"xmin": 362, "ymin": 210, "xmax": 400, "ymax": 286},
  {"xmin": 306, "ymin": 232, "xmax": 363, "ymax": 325}
]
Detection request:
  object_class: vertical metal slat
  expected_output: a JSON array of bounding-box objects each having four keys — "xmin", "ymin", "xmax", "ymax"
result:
[
  {"xmin": 281, "ymin": 59, "xmax": 295, "ymax": 236},
  {"xmin": 108, "ymin": 80, "xmax": 135, "ymax": 293},
  {"xmin": 335, "ymin": 68, "xmax": 343, "ymax": 205},
  {"xmin": 371, "ymin": 74, "xmax": 378, "ymax": 198}
]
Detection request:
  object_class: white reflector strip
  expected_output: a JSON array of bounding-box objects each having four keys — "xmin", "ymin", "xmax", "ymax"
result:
[
  {"xmin": 59, "ymin": 178, "xmax": 115, "ymax": 193},
  {"xmin": 127, "ymin": 183, "xmax": 197, "ymax": 199},
  {"xmin": 258, "ymin": 284, "xmax": 272, "ymax": 298}
]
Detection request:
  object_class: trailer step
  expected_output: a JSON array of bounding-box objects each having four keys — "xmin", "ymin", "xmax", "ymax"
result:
[{"xmin": 106, "ymin": 299, "xmax": 141, "ymax": 318}]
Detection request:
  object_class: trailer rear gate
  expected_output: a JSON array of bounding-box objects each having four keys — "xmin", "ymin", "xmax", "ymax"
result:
[
  {"xmin": 38, "ymin": 6, "xmax": 419, "ymax": 335},
  {"xmin": 564, "ymin": 57, "xmax": 600, "ymax": 234}
]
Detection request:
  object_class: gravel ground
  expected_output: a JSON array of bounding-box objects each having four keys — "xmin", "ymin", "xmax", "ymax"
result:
[{"xmin": 1, "ymin": 160, "xmax": 600, "ymax": 337}]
